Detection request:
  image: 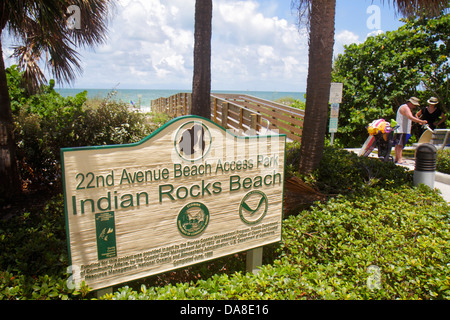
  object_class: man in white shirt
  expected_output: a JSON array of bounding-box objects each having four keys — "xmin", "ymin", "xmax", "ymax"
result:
[{"xmin": 394, "ymin": 97, "xmax": 427, "ymax": 163}]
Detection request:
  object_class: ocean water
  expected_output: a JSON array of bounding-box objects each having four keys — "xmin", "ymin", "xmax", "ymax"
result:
[{"xmin": 56, "ymin": 88, "xmax": 305, "ymax": 112}]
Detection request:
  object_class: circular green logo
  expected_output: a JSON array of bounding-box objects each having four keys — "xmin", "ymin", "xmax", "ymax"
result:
[
  {"xmin": 239, "ymin": 191, "xmax": 268, "ymax": 225},
  {"xmin": 177, "ymin": 202, "xmax": 210, "ymax": 237}
]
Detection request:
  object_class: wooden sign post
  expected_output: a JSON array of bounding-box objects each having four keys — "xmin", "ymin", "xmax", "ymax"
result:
[{"xmin": 61, "ymin": 115, "xmax": 286, "ymax": 291}]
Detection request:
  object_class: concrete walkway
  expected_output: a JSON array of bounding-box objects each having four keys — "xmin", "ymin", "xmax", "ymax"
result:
[
  {"xmin": 434, "ymin": 180, "xmax": 450, "ymax": 202},
  {"xmin": 395, "ymin": 158, "xmax": 450, "ymax": 202}
]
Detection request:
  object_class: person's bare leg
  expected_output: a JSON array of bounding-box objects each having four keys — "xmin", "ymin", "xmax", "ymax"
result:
[{"xmin": 395, "ymin": 145, "xmax": 403, "ymax": 163}]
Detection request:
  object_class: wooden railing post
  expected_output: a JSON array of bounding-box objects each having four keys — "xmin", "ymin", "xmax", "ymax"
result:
[
  {"xmin": 221, "ymin": 102, "xmax": 229, "ymax": 129},
  {"xmin": 239, "ymin": 108, "xmax": 244, "ymax": 133},
  {"xmin": 213, "ymin": 98, "xmax": 218, "ymax": 123},
  {"xmin": 186, "ymin": 93, "xmax": 191, "ymax": 115},
  {"xmin": 251, "ymin": 113, "xmax": 261, "ymax": 133}
]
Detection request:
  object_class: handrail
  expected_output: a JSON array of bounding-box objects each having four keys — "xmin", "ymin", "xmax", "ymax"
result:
[
  {"xmin": 213, "ymin": 94, "xmax": 303, "ymax": 141},
  {"xmin": 150, "ymin": 92, "xmax": 304, "ymax": 142}
]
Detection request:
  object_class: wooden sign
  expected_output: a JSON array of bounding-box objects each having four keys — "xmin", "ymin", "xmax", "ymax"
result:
[
  {"xmin": 61, "ymin": 115, "xmax": 286, "ymax": 290},
  {"xmin": 329, "ymin": 82, "xmax": 343, "ymax": 104}
]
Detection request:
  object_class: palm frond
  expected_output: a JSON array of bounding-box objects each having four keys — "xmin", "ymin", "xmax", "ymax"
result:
[
  {"xmin": 67, "ymin": 0, "xmax": 113, "ymax": 48},
  {"xmin": 11, "ymin": 43, "xmax": 46, "ymax": 93},
  {"xmin": 383, "ymin": 0, "xmax": 450, "ymax": 17},
  {"xmin": 2, "ymin": 0, "xmax": 114, "ymax": 91},
  {"xmin": 291, "ymin": 0, "xmax": 312, "ymax": 29}
]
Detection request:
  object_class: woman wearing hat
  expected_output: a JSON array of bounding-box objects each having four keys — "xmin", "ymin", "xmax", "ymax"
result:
[{"xmin": 415, "ymin": 97, "xmax": 447, "ymax": 130}]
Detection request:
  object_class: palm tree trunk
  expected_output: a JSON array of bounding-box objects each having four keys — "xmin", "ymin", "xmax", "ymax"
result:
[
  {"xmin": 298, "ymin": 0, "xmax": 336, "ymax": 174},
  {"xmin": 0, "ymin": 35, "xmax": 21, "ymax": 199},
  {"xmin": 191, "ymin": 0, "xmax": 212, "ymax": 119}
]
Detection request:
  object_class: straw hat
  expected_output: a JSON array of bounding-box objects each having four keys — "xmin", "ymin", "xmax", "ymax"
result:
[
  {"xmin": 427, "ymin": 97, "xmax": 439, "ymax": 105},
  {"xmin": 408, "ymin": 97, "xmax": 420, "ymax": 106}
]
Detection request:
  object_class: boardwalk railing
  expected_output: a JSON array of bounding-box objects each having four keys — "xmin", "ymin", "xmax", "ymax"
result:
[
  {"xmin": 151, "ymin": 93, "xmax": 192, "ymax": 118},
  {"xmin": 151, "ymin": 92, "xmax": 304, "ymax": 142}
]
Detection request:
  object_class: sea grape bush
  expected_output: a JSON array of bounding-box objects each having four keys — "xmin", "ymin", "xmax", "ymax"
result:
[
  {"xmin": 437, "ymin": 149, "xmax": 450, "ymax": 174},
  {"xmin": 332, "ymin": 14, "xmax": 450, "ymax": 147},
  {"xmin": 286, "ymin": 145, "xmax": 414, "ymax": 195},
  {"xmin": 279, "ymin": 184, "xmax": 450, "ymax": 300}
]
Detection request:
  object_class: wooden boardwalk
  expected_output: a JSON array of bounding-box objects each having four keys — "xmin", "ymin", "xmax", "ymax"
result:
[{"xmin": 151, "ymin": 93, "xmax": 304, "ymax": 142}]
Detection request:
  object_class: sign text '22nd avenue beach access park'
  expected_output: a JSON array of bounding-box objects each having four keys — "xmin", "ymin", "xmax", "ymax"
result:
[{"xmin": 61, "ymin": 115, "xmax": 286, "ymax": 290}]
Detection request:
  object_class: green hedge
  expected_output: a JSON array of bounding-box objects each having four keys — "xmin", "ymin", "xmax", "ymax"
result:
[
  {"xmin": 286, "ymin": 144, "xmax": 413, "ymax": 195},
  {"xmin": 0, "ymin": 195, "xmax": 91, "ymax": 300},
  {"xmin": 437, "ymin": 149, "xmax": 450, "ymax": 175},
  {"xmin": 97, "ymin": 184, "xmax": 450, "ymax": 300},
  {"xmin": 279, "ymin": 184, "xmax": 450, "ymax": 299},
  {"xmin": 14, "ymin": 99, "xmax": 158, "ymax": 188},
  {"xmin": 2, "ymin": 185, "xmax": 448, "ymax": 300},
  {"xmin": 2, "ymin": 147, "xmax": 449, "ymax": 300},
  {"xmin": 97, "ymin": 148, "xmax": 450, "ymax": 300},
  {"xmin": 7, "ymin": 66, "xmax": 164, "ymax": 189}
]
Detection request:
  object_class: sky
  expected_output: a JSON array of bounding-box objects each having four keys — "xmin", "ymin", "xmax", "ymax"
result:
[{"xmin": 2, "ymin": 0, "xmax": 406, "ymax": 92}]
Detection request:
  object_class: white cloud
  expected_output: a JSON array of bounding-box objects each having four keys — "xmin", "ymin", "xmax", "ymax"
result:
[
  {"xmin": 212, "ymin": 0, "xmax": 308, "ymax": 90},
  {"xmin": 76, "ymin": 0, "xmax": 310, "ymax": 91},
  {"xmin": 366, "ymin": 29, "xmax": 384, "ymax": 38},
  {"xmin": 3, "ymin": 0, "xmax": 310, "ymax": 91},
  {"xmin": 2, "ymin": 46, "xmax": 13, "ymax": 65},
  {"xmin": 333, "ymin": 29, "xmax": 383, "ymax": 58},
  {"xmin": 334, "ymin": 30, "xmax": 360, "ymax": 57}
]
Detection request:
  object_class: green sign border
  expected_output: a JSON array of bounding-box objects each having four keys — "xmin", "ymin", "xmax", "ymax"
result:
[{"xmin": 61, "ymin": 115, "xmax": 286, "ymax": 269}]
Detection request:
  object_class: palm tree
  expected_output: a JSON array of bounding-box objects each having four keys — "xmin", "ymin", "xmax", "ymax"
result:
[
  {"xmin": 294, "ymin": 0, "xmax": 450, "ymax": 174},
  {"xmin": 294, "ymin": 0, "xmax": 336, "ymax": 174},
  {"xmin": 191, "ymin": 0, "xmax": 213, "ymax": 119},
  {"xmin": 0, "ymin": 0, "xmax": 113, "ymax": 199}
]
